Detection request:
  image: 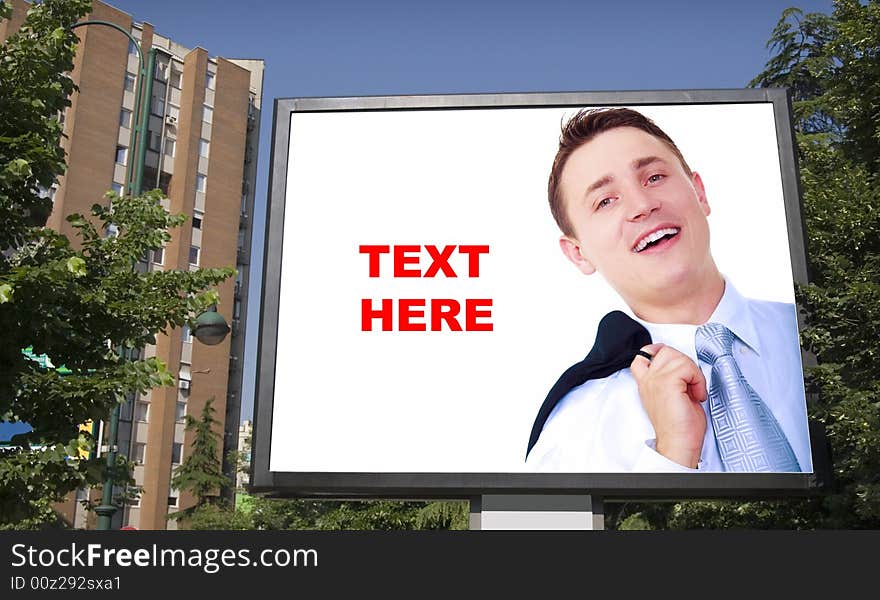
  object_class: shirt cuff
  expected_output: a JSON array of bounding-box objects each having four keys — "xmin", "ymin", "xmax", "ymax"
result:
[{"xmin": 632, "ymin": 440, "xmax": 701, "ymax": 472}]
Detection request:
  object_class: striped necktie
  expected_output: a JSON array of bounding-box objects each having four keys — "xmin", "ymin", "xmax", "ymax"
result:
[{"xmin": 695, "ymin": 322, "xmax": 800, "ymax": 472}]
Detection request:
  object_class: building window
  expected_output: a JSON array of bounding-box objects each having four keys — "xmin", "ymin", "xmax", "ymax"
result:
[
  {"xmin": 198, "ymin": 138, "xmax": 210, "ymax": 158},
  {"xmin": 149, "ymin": 131, "xmax": 161, "ymax": 152},
  {"xmin": 140, "ymin": 165, "xmax": 157, "ymax": 191},
  {"xmin": 164, "ymin": 138, "xmax": 175, "ymax": 157},
  {"xmin": 128, "ymin": 40, "xmax": 137, "ymax": 55},
  {"xmin": 134, "ymin": 401, "xmax": 149, "ymax": 422},
  {"xmin": 202, "ymin": 105, "xmax": 213, "ymax": 124},
  {"xmin": 153, "ymin": 59, "xmax": 167, "ymax": 80},
  {"xmin": 169, "ymin": 69, "xmax": 182, "ymax": 89},
  {"xmin": 151, "ymin": 247, "xmax": 164, "ymax": 265},
  {"xmin": 124, "ymin": 72, "xmax": 136, "ymax": 92},
  {"xmin": 196, "ymin": 174, "xmax": 206, "ymax": 193},
  {"xmin": 133, "ymin": 442, "xmax": 146, "ymax": 465},
  {"xmin": 181, "ymin": 324, "xmax": 192, "ymax": 343},
  {"xmin": 192, "ymin": 211, "xmax": 203, "ymax": 229},
  {"xmin": 188, "ymin": 246, "xmax": 200, "ymax": 266},
  {"xmin": 115, "ymin": 146, "xmax": 127, "ymax": 166},
  {"xmin": 119, "ymin": 108, "xmax": 132, "ymax": 129},
  {"xmin": 205, "ymin": 71, "xmax": 215, "ymax": 90},
  {"xmin": 151, "ymin": 93, "xmax": 165, "ymax": 116},
  {"xmin": 111, "ymin": 182, "xmax": 124, "ymax": 196},
  {"xmin": 119, "ymin": 395, "xmax": 134, "ymax": 421},
  {"xmin": 175, "ymin": 401, "xmax": 187, "ymax": 423},
  {"xmin": 171, "ymin": 442, "xmax": 183, "ymax": 464},
  {"xmin": 168, "ymin": 495, "xmax": 178, "ymax": 507}
]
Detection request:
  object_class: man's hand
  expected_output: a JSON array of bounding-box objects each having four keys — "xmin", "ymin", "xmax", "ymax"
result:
[{"xmin": 630, "ymin": 343, "xmax": 708, "ymax": 469}]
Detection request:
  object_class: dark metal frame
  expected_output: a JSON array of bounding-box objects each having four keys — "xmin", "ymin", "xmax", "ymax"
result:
[{"xmin": 252, "ymin": 89, "xmax": 829, "ymax": 498}]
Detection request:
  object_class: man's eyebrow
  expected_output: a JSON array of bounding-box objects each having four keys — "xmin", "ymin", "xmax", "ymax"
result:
[
  {"xmin": 633, "ymin": 156, "xmax": 665, "ymax": 170},
  {"xmin": 584, "ymin": 174, "xmax": 613, "ymax": 197},
  {"xmin": 581, "ymin": 157, "xmax": 668, "ymax": 200}
]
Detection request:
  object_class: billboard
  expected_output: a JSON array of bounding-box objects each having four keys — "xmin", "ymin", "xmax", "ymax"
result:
[{"xmin": 253, "ymin": 90, "xmax": 826, "ymax": 496}]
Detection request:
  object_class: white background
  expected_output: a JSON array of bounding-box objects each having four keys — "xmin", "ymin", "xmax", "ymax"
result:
[{"xmin": 269, "ymin": 102, "xmax": 797, "ymax": 473}]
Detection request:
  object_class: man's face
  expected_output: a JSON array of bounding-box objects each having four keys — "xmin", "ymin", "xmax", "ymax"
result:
[{"xmin": 558, "ymin": 126, "xmax": 714, "ymax": 306}]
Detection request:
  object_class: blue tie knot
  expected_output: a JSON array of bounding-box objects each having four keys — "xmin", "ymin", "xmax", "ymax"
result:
[{"xmin": 696, "ymin": 322, "xmax": 736, "ymax": 364}]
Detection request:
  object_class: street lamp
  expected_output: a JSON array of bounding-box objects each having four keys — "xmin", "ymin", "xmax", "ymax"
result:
[
  {"xmin": 193, "ymin": 311, "xmax": 232, "ymax": 346},
  {"xmin": 68, "ymin": 21, "xmax": 230, "ymax": 529},
  {"xmin": 68, "ymin": 19, "xmax": 146, "ymax": 533},
  {"xmin": 96, "ymin": 310, "xmax": 230, "ymax": 529},
  {"xmin": 69, "ymin": 20, "xmax": 150, "ymax": 197}
]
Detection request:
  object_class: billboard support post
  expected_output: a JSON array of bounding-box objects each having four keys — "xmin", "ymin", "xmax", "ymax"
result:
[{"xmin": 469, "ymin": 495, "xmax": 603, "ymax": 530}]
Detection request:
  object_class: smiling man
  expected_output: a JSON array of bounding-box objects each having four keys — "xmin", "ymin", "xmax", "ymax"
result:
[{"xmin": 525, "ymin": 107, "xmax": 812, "ymax": 473}]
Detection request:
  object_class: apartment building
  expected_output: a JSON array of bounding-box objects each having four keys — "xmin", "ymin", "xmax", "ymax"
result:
[{"xmin": 1, "ymin": 0, "xmax": 263, "ymax": 529}]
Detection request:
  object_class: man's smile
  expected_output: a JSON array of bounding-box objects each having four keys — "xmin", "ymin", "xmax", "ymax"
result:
[{"xmin": 632, "ymin": 225, "xmax": 681, "ymax": 253}]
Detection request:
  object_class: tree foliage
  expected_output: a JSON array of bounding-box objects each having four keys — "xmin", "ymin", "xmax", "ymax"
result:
[
  {"xmin": 0, "ymin": 0, "xmax": 234, "ymax": 529},
  {"xmin": 0, "ymin": 0, "xmax": 84, "ymax": 248},
  {"xmin": 247, "ymin": 499, "xmax": 423, "ymax": 530},
  {"xmin": 172, "ymin": 495, "xmax": 470, "ymax": 531},
  {"xmin": 414, "ymin": 500, "xmax": 469, "ymax": 530},
  {"xmin": 250, "ymin": 498, "xmax": 469, "ymax": 530},
  {"xmin": 611, "ymin": 0, "xmax": 880, "ymax": 530},
  {"xmin": 186, "ymin": 502, "xmax": 254, "ymax": 531},
  {"xmin": 170, "ymin": 398, "xmax": 229, "ymax": 522}
]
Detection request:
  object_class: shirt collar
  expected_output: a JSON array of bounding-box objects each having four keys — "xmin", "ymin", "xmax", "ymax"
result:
[
  {"xmin": 705, "ymin": 278, "xmax": 762, "ymax": 356},
  {"xmin": 627, "ymin": 278, "xmax": 762, "ymax": 358}
]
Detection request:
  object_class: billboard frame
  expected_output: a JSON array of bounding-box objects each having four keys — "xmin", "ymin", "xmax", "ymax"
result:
[{"xmin": 252, "ymin": 88, "xmax": 830, "ymax": 498}]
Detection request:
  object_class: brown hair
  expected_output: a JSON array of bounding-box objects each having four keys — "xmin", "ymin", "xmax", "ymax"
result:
[{"xmin": 548, "ymin": 108, "xmax": 693, "ymax": 237}]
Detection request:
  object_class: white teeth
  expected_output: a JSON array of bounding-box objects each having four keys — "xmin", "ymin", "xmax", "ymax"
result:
[{"xmin": 634, "ymin": 228, "xmax": 680, "ymax": 252}]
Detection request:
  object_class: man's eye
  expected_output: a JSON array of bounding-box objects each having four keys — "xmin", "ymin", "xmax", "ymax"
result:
[{"xmin": 647, "ymin": 173, "xmax": 665, "ymax": 184}]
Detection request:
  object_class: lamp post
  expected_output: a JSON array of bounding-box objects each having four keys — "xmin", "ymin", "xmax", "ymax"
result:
[
  {"xmin": 69, "ymin": 21, "xmax": 147, "ymax": 197},
  {"xmin": 69, "ymin": 21, "xmax": 230, "ymax": 529},
  {"xmin": 68, "ymin": 19, "xmax": 146, "ymax": 533}
]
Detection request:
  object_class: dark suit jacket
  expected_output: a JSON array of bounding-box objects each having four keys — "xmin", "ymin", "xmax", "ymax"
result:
[{"xmin": 525, "ymin": 310, "xmax": 651, "ymax": 459}]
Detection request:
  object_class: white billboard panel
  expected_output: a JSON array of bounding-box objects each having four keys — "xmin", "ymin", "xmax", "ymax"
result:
[{"xmin": 255, "ymin": 91, "xmax": 821, "ymax": 495}]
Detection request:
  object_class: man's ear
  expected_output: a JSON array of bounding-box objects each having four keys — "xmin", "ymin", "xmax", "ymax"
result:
[
  {"xmin": 559, "ymin": 235, "xmax": 596, "ymax": 275},
  {"xmin": 692, "ymin": 172, "xmax": 710, "ymax": 216}
]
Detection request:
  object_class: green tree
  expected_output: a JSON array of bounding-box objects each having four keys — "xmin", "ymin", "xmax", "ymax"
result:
[
  {"xmin": 170, "ymin": 398, "xmax": 229, "ymax": 522},
  {"xmin": 0, "ymin": 0, "xmax": 233, "ymax": 529},
  {"xmin": 0, "ymin": 0, "xmax": 82, "ymax": 248},
  {"xmin": 186, "ymin": 501, "xmax": 253, "ymax": 531},
  {"xmin": 613, "ymin": 0, "xmax": 880, "ymax": 531},
  {"xmin": 414, "ymin": 501, "xmax": 469, "ymax": 530},
  {"xmin": 247, "ymin": 498, "xmax": 423, "ymax": 530}
]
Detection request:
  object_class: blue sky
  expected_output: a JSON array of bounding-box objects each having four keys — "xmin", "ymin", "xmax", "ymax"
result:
[{"xmin": 105, "ymin": 0, "xmax": 835, "ymax": 423}]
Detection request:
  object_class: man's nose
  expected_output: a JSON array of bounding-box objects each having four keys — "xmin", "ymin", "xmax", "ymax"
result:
[{"xmin": 625, "ymin": 187, "xmax": 661, "ymax": 221}]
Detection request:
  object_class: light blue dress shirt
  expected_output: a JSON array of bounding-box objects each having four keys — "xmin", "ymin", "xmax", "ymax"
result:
[{"xmin": 526, "ymin": 281, "xmax": 813, "ymax": 473}]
